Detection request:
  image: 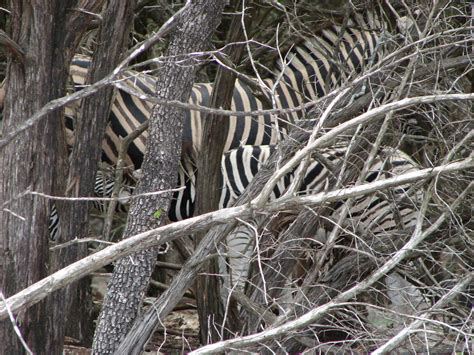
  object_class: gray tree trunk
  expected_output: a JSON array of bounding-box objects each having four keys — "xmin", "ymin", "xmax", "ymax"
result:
[
  {"xmin": 92, "ymin": 1, "xmax": 225, "ymax": 353},
  {"xmin": 0, "ymin": 1, "xmax": 97, "ymax": 353}
]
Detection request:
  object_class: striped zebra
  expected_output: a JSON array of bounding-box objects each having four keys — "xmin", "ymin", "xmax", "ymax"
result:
[
  {"xmin": 217, "ymin": 144, "xmax": 422, "ymax": 299},
  {"xmin": 65, "ymin": 9, "xmax": 386, "ymax": 170},
  {"xmin": 46, "ymin": 9, "xmax": 388, "ymax": 240},
  {"xmin": 67, "ymin": 56, "xmax": 287, "ymax": 170}
]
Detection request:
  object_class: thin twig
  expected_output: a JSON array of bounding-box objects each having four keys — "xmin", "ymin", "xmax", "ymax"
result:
[
  {"xmin": 49, "ymin": 237, "xmax": 114, "ymax": 251},
  {"xmin": 373, "ymin": 272, "xmax": 473, "ymax": 354},
  {"xmin": 0, "ymin": 292, "xmax": 33, "ymax": 355},
  {"xmin": 0, "ymin": 29, "xmax": 25, "ymax": 64},
  {"xmin": 26, "ymin": 186, "xmax": 184, "ymax": 203},
  {"xmin": 190, "ymin": 181, "xmax": 472, "ymax": 354}
]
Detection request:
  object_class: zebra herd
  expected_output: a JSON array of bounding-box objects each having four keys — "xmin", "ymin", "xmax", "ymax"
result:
[{"xmin": 48, "ymin": 8, "xmax": 429, "ymax": 302}]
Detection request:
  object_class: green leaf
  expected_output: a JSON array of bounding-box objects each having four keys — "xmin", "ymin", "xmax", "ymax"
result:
[{"xmin": 153, "ymin": 209, "xmax": 163, "ymax": 219}]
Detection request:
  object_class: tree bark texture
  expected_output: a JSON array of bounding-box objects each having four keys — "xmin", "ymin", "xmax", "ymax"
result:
[
  {"xmin": 0, "ymin": 1, "xmax": 98, "ymax": 353},
  {"xmin": 54, "ymin": 0, "xmax": 137, "ymax": 346},
  {"xmin": 194, "ymin": 0, "xmax": 247, "ymax": 342},
  {"xmin": 92, "ymin": 1, "xmax": 225, "ymax": 353}
]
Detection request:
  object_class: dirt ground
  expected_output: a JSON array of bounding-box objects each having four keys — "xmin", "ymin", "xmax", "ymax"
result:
[{"xmin": 64, "ymin": 271, "xmax": 200, "ymax": 354}]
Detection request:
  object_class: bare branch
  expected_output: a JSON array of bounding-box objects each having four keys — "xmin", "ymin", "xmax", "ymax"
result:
[
  {"xmin": 190, "ymin": 181, "xmax": 473, "ymax": 354},
  {"xmin": 3, "ymin": 186, "xmax": 184, "ymax": 205},
  {"xmin": 0, "ymin": 1, "xmax": 190, "ymax": 150},
  {"xmin": 0, "ymin": 293, "xmax": 33, "ymax": 355},
  {"xmin": 113, "ymin": 80, "xmax": 314, "ymax": 118},
  {"xmin": 254, "ymin": 93, "xmax": 474, "ymax": 208},
  {"xmin": 372, "ymin": 272, "xmax": 473, "ymax": 354},
  {"xmin": 0, "ymin": 29, "xmax": 25, "ymax": 64},
  {"xmin": 0, "ymin": 156, "xmax": 470, "ymax": 322}
]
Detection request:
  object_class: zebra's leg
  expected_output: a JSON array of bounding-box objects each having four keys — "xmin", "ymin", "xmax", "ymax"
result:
[
  {"xmin": 47, "ymin": 170, "xmax": 139, "ymax": 244},
  {"xmin": 220, "ymin": 223, "xmax": 256, "ymax": 309},
  {"xmin": 48, "ymin": 203, "xmax": 60, "ymax": 241}
]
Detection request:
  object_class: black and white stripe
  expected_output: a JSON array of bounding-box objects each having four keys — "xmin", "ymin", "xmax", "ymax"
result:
[
  {"xmin": 276, "ymin": 11, "xmax": 385, "ymax": 110},
  {"xmin": 60, "ymin": 11, "xmax": 388, "ymax": 235},
  {"xmin": 218, "ymin": 145, "xmax": 421, "ymax": 295},
  {"xmin": 48, "ymin": 169, "xmax": 132, "ymax": 241}
]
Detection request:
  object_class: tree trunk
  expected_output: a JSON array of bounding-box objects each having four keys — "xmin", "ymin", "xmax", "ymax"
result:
[
  {"xmin": 194, "ymin": 0, "xmax": 247, "ymax": 342},
  {"xmin": 92, "ymin": 1, "xmax": 225, "ymax": 353},
  {"xmin": 53, "ymin": 1, "xmax": 137, "ymax": 346},
  {"xmin": 0, "ymin": 1, "xmax": 96, "ymax": 353}
]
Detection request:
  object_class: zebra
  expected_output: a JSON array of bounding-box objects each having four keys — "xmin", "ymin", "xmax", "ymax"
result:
[
  {"xmin": 48, "ymin": 169, "xmax": 133, "ymax": 241},
  {"xmin": 67, "ymin": 56, "xmax": 288, "ymax": 170},
  {"xmin": 217, "ymin": 144, "xmax": 422, "ymax": 301}
]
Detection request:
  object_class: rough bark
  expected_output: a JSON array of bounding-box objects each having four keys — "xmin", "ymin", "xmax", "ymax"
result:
[
  {"xmin": 0, "ymin": 1, "xmax": 97, "ymax": 353},
  {"xmin": 194, "ymin": 0, "xmax": 246, "ymax": 342},
  {"xmin": 92, "ymin": 1, "xmax": 225, "ymax": 353},
  {"xmin": 53, "ymin": 0, "xmax": 137, "ymax": 346}
]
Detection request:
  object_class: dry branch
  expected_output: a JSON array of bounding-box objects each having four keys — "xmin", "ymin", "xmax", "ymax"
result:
[
  {"xmin": 254, "ymin": 93, "xmax": 474, "ymax": 208},
  {"xmin": 189, "ymin": 181, "xmax": 473, "ymax": 354},
  {"xmin": 372, "ymin": 272, "xmax": 473, "ymax": 354},
  {"xmin": 0, "ymin": 29, "xmax": 25, "ymax": 64},
  {"xmin": 0, "ymin": 131, "xmax": 472, "ymax": 323}
]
